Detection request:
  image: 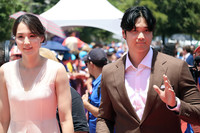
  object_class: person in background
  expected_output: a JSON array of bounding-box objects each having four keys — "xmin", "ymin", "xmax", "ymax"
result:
[
  {"xmin": 191, "ymin": 46, "xmax": 200, "ymax": 90},
  {"xmin": 106, "ymin": 48, "xmax": 117, "ymax": 63},
  {"xmin": 0, "ymin": 48, "xmax": 5, "ymax": 66},
  {"xmin": 115, "ymin": 50, "xmax": 125, "ymax": 59},
  {"xmin": 62, "ymin": 31, "xmax": 85, "ymax": 52},
  {"xmin": 162, "ymin": 43, "xmax": 176, "ymax": 57},
  {"xmin": 69, "ymin": 50, "xmax": 89, "ymax": 96},
  {"xmin": 39, "ymin": 47, "xmax": 89, "ymax": 133},
  {"xmin": 0, "ymin": 14, "xmax": 73, "ymax": 133},
  {"xmin": 96, "ymin": 6, "xmax": 200, "ymax": 133},
  {"xmin": 188, "ymin": 46, "xmax": 200, "ymax": 133},
  {"xmin": 182, "ymin": 45, "xmax": 194, "ymax": 66},
  {"xmin": 81, "ymin": 48, "xmax": 107, "ymax": 133},
  {"xmin": 9, "ymin": 45, "xmax": 22, "ymax": 61}
]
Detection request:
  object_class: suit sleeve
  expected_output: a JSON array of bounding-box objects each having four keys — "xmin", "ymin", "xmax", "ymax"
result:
[
  {"xmin": 178, "ymin": 61, "xmax": 200, "ymax": 125},
  {"xmin": 96, "ymin": 68, "xmax": 115, "ymax": 133}
]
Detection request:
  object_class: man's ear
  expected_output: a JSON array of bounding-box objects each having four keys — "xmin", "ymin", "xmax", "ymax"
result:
[
  {"xmin": 90, "ymin": 62, "xmax": 95, "ymax": 68},
  {"xmin": 122, "ymin": 30, "xmax": 126, "ymax": 39}
]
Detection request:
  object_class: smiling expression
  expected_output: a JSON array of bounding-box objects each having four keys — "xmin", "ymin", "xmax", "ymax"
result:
[{"xmin": 15, "ymin": 22, "xmax": 44, "ymax": 56}]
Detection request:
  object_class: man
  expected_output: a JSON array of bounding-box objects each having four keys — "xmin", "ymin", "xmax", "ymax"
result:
[
  {"xmin": 82, "ymin": 48, "xmax": 107, "ymax": 133},
  {"xmin": 96, "ymin": 6, "xmax": 200, "ymax": 133},
  {"xmin": 182, "ymin": 45, "xmax": 194, "ymax": 66}
]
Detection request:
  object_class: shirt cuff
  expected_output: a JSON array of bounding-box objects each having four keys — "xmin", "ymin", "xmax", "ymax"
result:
[{"xmin": 166, "ymin": 97, "xmax": 181, "ymax": 112}]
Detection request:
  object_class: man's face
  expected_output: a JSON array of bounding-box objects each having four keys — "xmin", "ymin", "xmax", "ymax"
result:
[
  {"xmin": 86, "ymin": 61, "xmax": 93, "ymax": 77},
  {"xmin": 122, "ymin": 17, "xmax": 153, "ymax": 55},
  {"xmin": 10, "ymin": 54, "xmax": 22, "ymax": 61}
]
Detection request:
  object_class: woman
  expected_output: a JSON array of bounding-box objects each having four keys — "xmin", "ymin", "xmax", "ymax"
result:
[{"xmin": 0, "ymin": 14, "xmax": 74, "ymax": 133}]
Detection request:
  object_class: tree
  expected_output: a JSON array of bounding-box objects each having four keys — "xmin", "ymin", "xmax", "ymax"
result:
[
  {"xmin": 0, "ymin": 0, "xmax": 16, "ymax": 42},
  {"xmin": 153, "ymin": 0, "xmax": 200, "ymax": 43},
  {"xmin": 0, "ymin": 0, "xmax": 34, "ymax": 43},
  {"xmin": 109, "ymin": 0, "xmax": 200, "ymax": 44}
]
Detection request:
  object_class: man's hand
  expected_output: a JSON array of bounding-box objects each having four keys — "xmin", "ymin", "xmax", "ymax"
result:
[
  {"xmin": 82, "ymin": 90, "xmax": 89, "ymax": 106},
  {"xmin": 153, "ymin": 74, "xmax": 176, "ymax": 107}
]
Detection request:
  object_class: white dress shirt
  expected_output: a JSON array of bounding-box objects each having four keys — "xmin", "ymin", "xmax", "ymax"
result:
[
  {"xmin": 125, "ymin": 48, "xmax": 153, "ymax": 120},
  {"xmin": 125, "ymin": 48, "xmax": 180, "ymax": 120}
]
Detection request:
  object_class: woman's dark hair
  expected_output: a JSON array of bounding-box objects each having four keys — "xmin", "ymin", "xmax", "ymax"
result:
[
  {"xmin": 121, "ymin": 6, "xmax": 156, "ymax": 32},
  {"xmin": 12, "ymin": 14, "xmax": 46, "ymax": 42}
]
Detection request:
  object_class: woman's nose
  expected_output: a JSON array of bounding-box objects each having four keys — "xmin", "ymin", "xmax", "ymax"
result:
[{"xmin": 24, "ymin": 36, "xmax": 30, "ymax": 44}]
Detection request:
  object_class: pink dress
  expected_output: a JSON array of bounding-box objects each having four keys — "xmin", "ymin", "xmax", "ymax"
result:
[{"xmin": 2, "ymin": 59, "xmax": 62, "ymax": 133}]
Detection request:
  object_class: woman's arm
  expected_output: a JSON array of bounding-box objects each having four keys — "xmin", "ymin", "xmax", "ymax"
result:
[
  {"xmin": 0, "ymin": 67, "xmax": 10, "ymax": 133},
  {"xmin": 56, "ymin": 65, "xmax": 74, "ymax": 133}
]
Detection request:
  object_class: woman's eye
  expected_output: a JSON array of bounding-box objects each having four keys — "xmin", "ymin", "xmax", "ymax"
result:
[
  {"xmin": 17, "ymin": 36, "xmax": 23, "ymax": 38},
  {"xmin": 30, "ymin": 35, "xmax": 36, "ymax": 37}
]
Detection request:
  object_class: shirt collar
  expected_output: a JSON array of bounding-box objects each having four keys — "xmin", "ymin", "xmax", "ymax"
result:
[
  {"xmin": 125, "ymin": 47, "xmax": 153, "ymax": 70},
  {"xmin": 185, "ymin": 53, "xmax": 190, "ymax": 59},
  {"xmin": 92, "ymin": 74, "xmax": 102, "ymax": 86}
]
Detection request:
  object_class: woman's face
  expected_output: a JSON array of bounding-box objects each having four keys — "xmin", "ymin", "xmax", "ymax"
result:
[{"xmin": 15, "ymin": 22, "xmax": 44, "ymax": 56}]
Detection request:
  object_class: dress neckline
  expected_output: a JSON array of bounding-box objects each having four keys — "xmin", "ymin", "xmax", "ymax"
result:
[{"xmin": 17, "ymin": 59, "xmax": 48, "ymax": 92}]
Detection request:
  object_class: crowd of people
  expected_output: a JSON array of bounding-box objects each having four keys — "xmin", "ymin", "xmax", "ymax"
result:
[{"xmin": 0, "ymin": 5, "xmax": 200, "ymax": 133}]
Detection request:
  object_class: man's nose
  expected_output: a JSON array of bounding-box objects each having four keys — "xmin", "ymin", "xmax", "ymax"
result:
[
  {"xmin": 137, "ymin": 32, "xmax": 145, "ymax": 40},
  {"xmin": 24, "ymin": 36, "xmax": 30, "ymax": 44}
]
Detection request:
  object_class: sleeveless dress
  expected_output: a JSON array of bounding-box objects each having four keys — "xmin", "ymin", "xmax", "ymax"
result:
[{"xmin": 2, "ymin": 59, "xmax": 63, "ymax": 133}]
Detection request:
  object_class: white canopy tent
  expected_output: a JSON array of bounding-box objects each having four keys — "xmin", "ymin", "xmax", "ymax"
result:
[{"xmin": 40, "ymin": 0, "xmax": 123, "ymax": 36}]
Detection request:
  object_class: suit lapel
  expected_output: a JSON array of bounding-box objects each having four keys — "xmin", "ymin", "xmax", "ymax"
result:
[
  {"xmin": 141, "ymin": 50, "xmax": 168, "ymax": 123},
  {"xmin": 113, "ymin": 55, "xmax": 140, "ymax": 123},
  {"xmin": 113, "ymin": 50, "xmax": 169, "ymax": 123}
]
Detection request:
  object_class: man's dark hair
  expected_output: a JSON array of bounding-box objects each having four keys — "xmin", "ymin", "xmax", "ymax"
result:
[
  {"xmin": 183, "ymin": 45, "xmax": 191, "ymax": 53},
  {"xmin": 121, "ymin": 6, "xmax": 156, "ymax": 32}
]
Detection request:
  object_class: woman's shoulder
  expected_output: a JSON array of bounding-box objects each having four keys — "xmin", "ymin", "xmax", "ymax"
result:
[
  {"xmin": 1, "ymin": 60, "xmax": 18, "ymax": 69},
  {"xmin": 46, "ymin": 58, "xmax": 62, "ymax": 66},
  {"xmin": 46, "ymin": 59, "xmax": 65, "ymax": 70}
]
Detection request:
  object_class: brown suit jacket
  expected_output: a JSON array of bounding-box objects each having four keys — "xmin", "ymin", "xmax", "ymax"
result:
[{"xmin": 96, "ymin": 49, "xmax": 200, "ymax": 133}]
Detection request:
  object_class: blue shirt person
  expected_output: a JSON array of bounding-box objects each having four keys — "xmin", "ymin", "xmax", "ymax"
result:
[
  {"xmin": 88, "ymin": 74, "xmax": 102, "ymax": 133},
  {"xmin": 81, "ymin": 48, "xmax": 108, "ymax": 133}
]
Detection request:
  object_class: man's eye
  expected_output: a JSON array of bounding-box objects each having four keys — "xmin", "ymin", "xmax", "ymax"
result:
[
  {"xmin": 145, "ymin": 30, "xmax": 149, "ymax": 32},
  {"xmin": 132, "ymin": 30, "xmax": 138, "ymax": 32}
]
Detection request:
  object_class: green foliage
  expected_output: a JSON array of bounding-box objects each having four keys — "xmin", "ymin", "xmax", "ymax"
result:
[
  {"xmin": 1, "ymin": 0, "xmax": 200, "ymax": 44},
  {"xmin": 0, "ymin": 0, "xmax": 33, "ymax": 42},
  {"xmin": 109, "ymin": 0, "xmax": 200, "ymax": 41},
  {"xmin": 74, "ymin": 27, "xmax": 115, "ymax": 44},
  {"xmin": 31, "ymin": 0, "xmax": 59, "ymax": 14}
]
